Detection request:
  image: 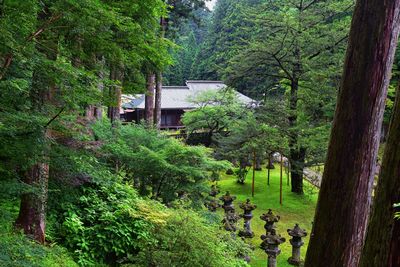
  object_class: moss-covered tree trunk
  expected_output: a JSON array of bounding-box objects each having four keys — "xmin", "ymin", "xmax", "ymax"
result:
[
  {"xmin": 359, "ymin": 84, "xmax": 400, "ymax": 267},
  {"xmin": 305, "ymin": 1, "xmax": 400, "ymax": 266}
]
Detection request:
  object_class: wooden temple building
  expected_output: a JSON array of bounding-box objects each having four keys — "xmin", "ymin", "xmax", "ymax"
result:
[{"xmin": 121, "ymin": 80, "xmax": 254, "ymax": 129}]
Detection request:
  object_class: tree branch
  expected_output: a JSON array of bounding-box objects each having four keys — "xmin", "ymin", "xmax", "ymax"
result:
[
  {"xmin": 44, "ymin": 107, "xmax": 65, "ymax": 128},
  {"xmin": 308, "ymin": 35, "xmax": 349, "ymax": 60},
  {"xmin": 0, "ymin": 12, "xmax": 64, "ymax": 80}
]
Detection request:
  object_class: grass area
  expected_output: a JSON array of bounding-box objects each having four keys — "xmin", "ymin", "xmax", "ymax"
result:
[
  {"xmin": 0, "ymin": 193, "xmax": 77, "ymax": 267},
  {"xmin": 217, "ymin": 166, "xmax": 318, "ymax": 267}
]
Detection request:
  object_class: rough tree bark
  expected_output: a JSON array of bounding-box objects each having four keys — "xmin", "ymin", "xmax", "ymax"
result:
[
  {"xmin": 359, "ymin": 84, "xmax": 400, "ymax": 267},
  {"xmin": 305, "ymin": 1, "xmax": 400, "ymax": 266},
  {"xmin": 154, "ymin": 71, "xmax": 162, "ymax": 128},
  {"xmin": 14, "ymin": 7, "xmax": 56, "ymax": 242},
  {"xmin": 15, "ymin": 160, "xmax": 49, "ymax": 244},
  {"xmin": 145, "ymin": 72, "xmax": 155, "ymax": 124}
]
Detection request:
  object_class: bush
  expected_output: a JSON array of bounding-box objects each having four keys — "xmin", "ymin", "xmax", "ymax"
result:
[
  {"xmin": 0, "ymin": 192, "xmax": 77, "ymax": 267},
  {"xmin": 61, "ymin": 182, "xmax": 167, "ymax": 266},
  {"xmin": 92, "ymin": 122, "xmax": 230, "ymax": 204},
  {"xmin": 134, "ymin": 208, "xmax": 251, "ymax": 267},
  {"xmin": 235, "ymin": 168, "xmax": 249, "ymax": 184},
  {"xmin": 59, "ymin": 180, "xmax": 250, "ymax": 267}
]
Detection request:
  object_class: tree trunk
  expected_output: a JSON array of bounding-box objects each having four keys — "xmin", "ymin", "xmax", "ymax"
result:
[
  {"xmin": 290, "ymin": 147, "xmax": 305, "ymax": 194},
  {"xmin": 154, "ymin": 71, "xmax": 162, "ymax": 129},
  {"xmin": 280, "ymin": 153, "xmax": 283, "ymax": 205},
  {"xmin": 145, "ymin": 72, "xmax": 155, "ymax": 125},
  {"xmin": 14, "ymin": 7, "xmax": 57, "ymax": 243},
  {"xmin": 107, "ymin": 64, "xmax": 123, "ymax": 126},
  {"xmin": 252, "ymin": 151, "xmax": 256, "ymax": 197},
  {"xmin": 359, "ymin": 84, "xmax": 400, "ymax": 267},
  {"xmin": 305, "ymin": 1, "xmax": 400, "ymax": 266},
  {"xmin": 15, "ymin": 160, "xmax": 49, "ymax": 244},
  {"xmin": 94, "ymin": 57, "xmax": 105, "ymax": 120},
  {"xmin": 288, "ymin": 43, "xmax": 304, "ymax": 194},
  {"xmin": 255, "ymin": 155, "xmax": 262, "ymax": 170}
]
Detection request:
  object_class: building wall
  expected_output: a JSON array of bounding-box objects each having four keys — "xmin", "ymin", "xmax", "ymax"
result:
[{"xmin": 123, "ymin": 109, "xmax": 185, "ymax": 129}]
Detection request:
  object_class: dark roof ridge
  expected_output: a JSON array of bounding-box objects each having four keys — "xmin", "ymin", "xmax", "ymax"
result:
[
  {"xmin": 186, "ymin": 80, "xmax": 224, "ymax": 84},
  {"xmin": 163, "ymin": 86, "xmax": 189, "ymax": 89}
]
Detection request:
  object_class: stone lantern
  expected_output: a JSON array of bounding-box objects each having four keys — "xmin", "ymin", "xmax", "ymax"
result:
[
  {"xmin": 260, "ymin": 209, "xmax": 280, "ymax": 235},
  {"xmin": 287, "ymin": 224, "xmax": 307, "ymax": 266},
  {"xmin": 219, "ymin": 191, "xmax": 236, "ymax": 213},
  {"xmin": 238, "ymin": 199, "xmax": 257, "ymax": 238},
  {"xmin": 222, "ymin": 210, "xmax": 241, "ymax": 233},
  {"xmin": 260, "ymin": 229, "xmax": 286, "ymax": 267},
  {"xmin": 205, "ymin": 198, "xmax": 220, "ymax": 212},
  {"xmin": 209, "ymin": 184, "xmax": 220, "ymax": 198}
]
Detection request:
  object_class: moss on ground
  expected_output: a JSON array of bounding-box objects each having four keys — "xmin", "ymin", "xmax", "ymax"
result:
[{"xmin": 217, "ymin": 166, "xmax": 318, "ymax": 267}]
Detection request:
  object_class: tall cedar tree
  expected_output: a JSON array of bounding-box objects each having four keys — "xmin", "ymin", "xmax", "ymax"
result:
[
  {"xmin": 359, "ymin": 84, "xmax": 400, "ymax": 267},
  {"xmin": 305, "ymin": 0, "xmax": 400, "ymax": 266}
]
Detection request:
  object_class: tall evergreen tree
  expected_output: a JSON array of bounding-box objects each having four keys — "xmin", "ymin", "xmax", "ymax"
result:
[{"xmin": 305, "ymin": 0, "xmax": 400, "ymax": 265}]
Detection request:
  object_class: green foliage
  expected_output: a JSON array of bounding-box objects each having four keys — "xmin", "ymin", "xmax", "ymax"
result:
[
  {"xmin": 0, "ymin": 190, "xmax": 77, "ymax": 267},
  {"xmin": 57, "ymin": 177, "xmax": 249, "ymax": 267},
  {"xmin": 164, "ymin": 8, "xmax": 211, "ymax": 85},
  {"xmin": 61, "ymin": 182, "xmax": 164, "ymax": 266},
  {"xmin": 134, "ymin": 208, "xmax": 251, "ymax": 267},
  {"xmin": 395, "ymin": 203, "xmax": 400, "ymax": 220},
  {"xmin": 182, "ymin": 88, "xmax": 249, "ymax": 144},
  {"xmin": 92, "ymin": 122, "xmax": 230, "ymax": 204}
]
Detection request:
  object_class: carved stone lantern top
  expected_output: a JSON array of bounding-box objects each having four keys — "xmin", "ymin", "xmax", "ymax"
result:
[
  {"xmin": 219, "ymin": 191, "xmax": 236, "ymax": 202},
  {"xmin": 260, "ymin": 209, "xmax": 280, "ymax": 223},
  {"xmin": 287, "ymin": 224, "xmax": 307, "ymax": 238},
  {"xmin": 240, "ymin": 199, "xmax": 257, "ymax": 213},
  {"xmin": 210, "ymin": 184, "xmax": 220, "ymax": 197},
  {"xmin": 262, "ymin": 229, "xmax": 286, "ymax": 246}
]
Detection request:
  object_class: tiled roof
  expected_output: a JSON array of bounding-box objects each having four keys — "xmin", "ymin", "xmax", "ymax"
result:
[{"xmin": 122, "ymin": 81, "xmax": 255, "ymax": 110}]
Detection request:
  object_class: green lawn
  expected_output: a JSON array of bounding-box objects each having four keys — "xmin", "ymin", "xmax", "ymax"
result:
[{"xmin": 217, "ymin": 166, "xmax": 318, "ymax": 267}]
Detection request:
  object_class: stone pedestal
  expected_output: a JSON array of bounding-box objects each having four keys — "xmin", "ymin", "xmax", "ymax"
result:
[
  {"xmin": 238, "ymin": 199, "xmax": 257, "ymax": 238},
  {"xmin": 261, "ymin": 229, "xmax": 285, "ymax": 267},
  {"xmin": 222, "ymin": 210, "xmax": 240, "ymax": 233},
  {"xmin": 205, "ymin": 198, "xmax": 220, "ymax": 212},
  {"xmin": 287, "ymin": 224, "xmax": 307, "ymax": 266}
]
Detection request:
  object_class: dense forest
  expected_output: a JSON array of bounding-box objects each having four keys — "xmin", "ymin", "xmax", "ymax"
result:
[{"xmin": 1, "ymin": 0, "xmax": 399, "ymax": 267}]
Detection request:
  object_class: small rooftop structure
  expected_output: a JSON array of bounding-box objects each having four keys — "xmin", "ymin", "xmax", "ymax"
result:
[{"xmin": 121, "ymin": 80, "xmax": 255, "ymax": 129}]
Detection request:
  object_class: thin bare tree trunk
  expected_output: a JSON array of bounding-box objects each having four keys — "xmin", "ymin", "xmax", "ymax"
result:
[
  {"xmin": 252, "ymin": 151, "xmax": 256, "ymax": 197},
  {"xmin": 359, "ymin": 84, "xmax": 400, "ymax": 267},
  {"xmin": 145, "ymin": 72, "xmax": 155, "ymax": 125},
  {"xmin": 280, "ymin": 153, "xmax": 283, "ymax": 205},
  {"xmin": 305, "ymin": 1, "xmax": 400, "ymax": 266},
  {"xmin": 154, "ymin": 71, "xmax": 162, "ymax": 128},
  {"xmin": 108, "ymin": 64, "xmax": 123, "ymax": 126}
]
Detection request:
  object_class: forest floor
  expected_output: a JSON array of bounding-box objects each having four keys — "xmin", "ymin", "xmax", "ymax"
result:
[
  {"xmin": 217, "ymin": 166, "xmax": 318, "ymax": 267},
  {"xmin": 0, "ymin": 190, "xmax": 77, "ymax": 267}
]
